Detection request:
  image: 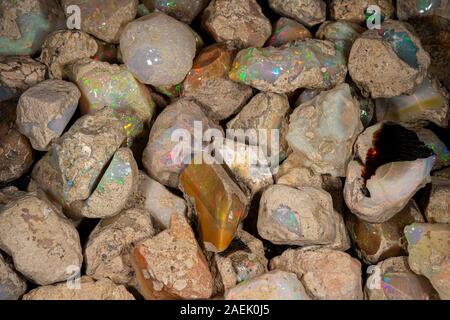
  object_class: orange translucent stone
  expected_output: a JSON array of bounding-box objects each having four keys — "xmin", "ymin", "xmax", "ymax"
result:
[{"xmin": 179, "ymin": 162, "xmax": 249, "ymax": 252}]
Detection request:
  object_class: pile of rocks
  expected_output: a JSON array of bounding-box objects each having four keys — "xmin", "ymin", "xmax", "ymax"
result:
[{"xmin": 0, "ymin": 0, "xmax": 449, "ymax": 300}]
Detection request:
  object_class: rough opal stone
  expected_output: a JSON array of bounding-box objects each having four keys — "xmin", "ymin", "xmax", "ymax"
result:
[
  {"xmin": 61, "ymin": 0, "xmax": 138, "ymax": 43},
  {"xmin": 330, "ymin": 0, "xmax": 394, "ymax": 24},
  {"xmin": 268, "ymin": 0, "xmax": 326, "ymax": 27},
  {"xmin": 0, "ymin": 0, "xmax": 65, "ymax": 56},
  {"xmin": 267, "ymin": 18, "xmax": 312, "ymax": 47},
  {"xmin": 120, "ymin": 12, "xmax": 196, "ymax": 86},
  {"xmin": 397, "ymin": 0, "xmax": 450, "ymax": 21},
  {"xmin": 229, "ymin": 39, "xmax": 347, "ymax": 93},
  {"xmin": 286, "ymin": 83, "xmax": 363, "ymax": 177},
  {"xmin": 142, "ymin": 0, "xmax": 209, "ymax": 24}
]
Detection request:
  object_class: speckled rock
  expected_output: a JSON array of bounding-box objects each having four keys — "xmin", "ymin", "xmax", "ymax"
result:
[
  {"xmin": 346, "ymin": 200, "xmax": 424, "ymax": 264},
  {"xmin": 61, "ymin": 0, "xmax": 138, "ymax": 43},
  {"xmin": 125, "ymin": 171, "xmax": 187, "ymax": 230},
  {"xmin": 23, "ymin": 276, "xmax": 135, "ymax": 300},
  {"xmin": 69, "ymin": 148, "xmax": 139, "ymax": 219},
  {"xmin": 182, "ymin": 42, "xmax": 253, "ymax": 121},
  {"xmin": 0, "ymin": 194, "xmax": 82, "ymax": 285},
  {"xmin": 202, "ymin": 0, "xmax": 272, "ymax": 48},
  {"xmin": 365, "ymin": 256, "xmax": 439, "ymax": 300},
  {"xmin": 132, "ymin": 214, "xmax": 213, "ymax": 299},
  {"xmin": 405, "ymin": 223, "xmax": 450, "ymax": 299},
  {"xmin": 286, "ymin": 83, "xmax": 363, "ymax": 177},
  {"xmin": 270, "ymin": 248, "xmax": 363, "ymax": 300},
  {"xmin": 349, "ymin": 20, "xmax": 430, "ymax": 98},
  {"xmin": 16, "ymin": 79, "xmax": 80, "ymax": 151},
  {"xmin": 267, "ymin": 17, "xmax": 312, "ymax": 47},
  {"xmin": 142, "ymin": 99, "xmax": 220, "ymax": 188},
  {"xmin": 39, "ymin": 30, "xmax": 98, "ymax": 79},
  {"xmin": 268, "ymin": 0, "xmax": 326, "ymax": 27},
  {"xmin": 225, "ymin": 270, "xmax": 310, "ymax": 300},
  {"xmin": 0, "ymin": 0, "xmax": 65, "ymax": 56},
  {"xmin": 257, "ymin": 185, "xmax": 337, "ymax": 246},
  {"xmin": 142, "ymin": 0, "xmax": 209, "ymax": 24},
  {"xmin": 0, "ymin": 56, "xmax": 46, "ymax": 101},
  {"xmin": 0, "ymin": 252, "xmax": 27, "ymax": 300},
  {"xmin": 420, "ymin": 177, "xmax": 450, "ymax": 224},
  {"xmin": 120, "ymin": 12, "xmax": 196, "ymax": 86},
  {"xmin": 229, "ymin": 39, "xmax": 347, "ymax": 93},
  {"xmin": 330, "ymin": 0, "xmax": 394, "ymax": 24},
  {"xmin": 85, "ymin": 208, "xmax": 155, "ymax": 284},
  {"xmin": 0, "ymin": 99, "xmax": 34, "ymax": 184}
]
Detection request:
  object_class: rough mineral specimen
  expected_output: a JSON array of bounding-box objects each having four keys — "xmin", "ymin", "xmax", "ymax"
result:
[
  {"xmin": 397, "ymin": 0, "xmax": 450, "ymax": 20},
  {"xmin": 0, "ymin": 56, "xmax": 46, "ymax": 101},
  {"xmin": 179, "ymin": 158, "xmax": 249, "ymax": 252},
  {"xmin": 0, "ymin": 194, "xmax": 82, "ymax": 285},
  {"xmin": 69, "ymin": 148, "xmax": 138, "ymax": 219},
  {"xmin": 268, "ymin": 0, "xmax": 326, "ymax": 27},
  {"xmin": 210, "ymin": 230, "xmax": 268, "ymax": 295},
  {"xmin": 420, "ymin": 177, "xmax": 450, "ymax": 224},
  {"xmin": 23, "ymin": 276, "xmax": 135, "ymax": 300},
  {"xmin": 405, "ymin": 222, "xmax": 450, "ymax": 299},
  {"xmin": 0, "ymin": 99, "xmax": 34, "ymax": 184},
  {"xmin": 16, "ymin": 79, "xmax": 80, "ymax": 151},
  {"xmin": 316, "ymin": 21, "xmax": 365, "ymax": 60},
  {"xmin": 0, "ymin": 0, "xmax": 65, "ymax": 56},
  {"xmin": 287, "ymin": 83, "xmax": 363, "ymax": 177},
  {"xmin": 365, "ymin": 256, "xmax": 439, "ymax": 300},
  {"xmin": 202, "ymin": 0, "xmax": 272, "ymax": 48},
  {"xmin": 120, "ymin": 12, "xmax": 196, "ymax": 86},
  {"xmin": 61, "ymin": 0, "xmax": 138, "ymax": 43},
  {"xmin": 125, "ymin": 171, "xmax": 187, "ymax": 230},
  {"xmin": 257, "ymin": 185, "xmax": 337, "ymax": 246},
  {"xmin": 142, "ymin": 99, "xmax": 220, "ymax": 188},
  {"xmin": 142, "ymin": 0, "xmax": 209, "ymax": 24},
  {"xmin": 267, "ymin": 17, "xmax": 312, "ymax": 47},
  {"xmin": 375, "ymin": 76, "xmax": 450, "ymax": 128},
  {"xmin": 270, "ymin": 248, "xmax": 363, "ymax": 300},
  {"xmin": 349, "ymin": 20, "xmax": 430, "ymax": 98},
  {"xmin": 132, "ymin": 214, "xmax": 213, "ymax": 299},
  {"xmin": 0, "ymin": 252, "xmax": 27, "ymax": 300},
  {"xmin": 85, "ymin": 208, "xmax": 155, "ymax": 284},
  {"xmin": 67, "ymin": 58, "xmax": 155, "ymax": 125},
  {"xmin": 225, "ymin": 270, "xmax": 311, "ymax": 300},
  {"xmin": 346, "ymin": 200, "xmax": 424, "ymax": 264},
  {"xmin": 344, "ymin": 122, "xmax": 435, "ymax": 223},
  {"xmin": 330, "ymin": 0, "xmax": 394, "ymax": 24},
  {"xmin": 414, "ymin": 128, "xmax": 450, "ymax": 170},
  {"xmin": 182, "ymin": 42, "xmax": 253, "ymax": 121},
  {"xmin": 39, "ymin": 30, "xmax": 98, "ymax": 79},
  {"xmin": 229, "ymin": 39, "xmax": 347, "ymax": 93}
]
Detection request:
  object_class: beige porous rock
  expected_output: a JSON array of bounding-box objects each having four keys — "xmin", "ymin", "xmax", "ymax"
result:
[
  {"xmin": 257, "ymin": 184, "xmax": 337, "ymax": 246},
  {"xmin": 39, "ymin": 30, "xmax": 98, "ymax": 79},
  {"xmin": 420, "ymin": 177, "xmax": 450, "ymax": 224},
  {"xmin": 0, "ymin": 194, "xmax": 82, "ymax": 285},
  {"xmin": 349, "ymin": 20, "xmax": 430, "ymax": 98},
  {"xmin": 202, "ymin": 0, "xmax": 272, "ymax": 48},
  {"xmin": 0, "ymin": 252, "xmax": 27, "ymax": 300},
  {"xmin": 0, "ymin": 56, "xmax": 46, "ymax": 101},
  {"xmin": 61, "ymin": 0, "xmax": 138, "ymax": 43},
  {"xmin": 270, "ymin": 248, "xmax": 363, "ymax": 300},
  {"xmin": 16, "ymin": 79, "xmax": 80, "ymax": 151},
  {"xmin": 330, "ymin": 0, "xmax": 394, "ymax": 23},
  {"xmin": 85, "ymin": 208, "xmax": 155, "ymax": 284},
  {"xmin": 23, "ymin": 276, "xmax": 135, "ymax": 300},
  {"xmin": 132, "ymin": 214, "xmax": 213, "ymax": 299},
  {"xmin": 225, "ymin": 270, "xmax": 311, "ymax": 300},
  {"xmin": 405, "ymin": 222, "xmax": 450, "ymax": 299},
  {"xmin": 125, "ymin": 171, "xmax": 187, "ymax": 230},
  {"xmin": 0, "ymin": 99, "xmax": 34, "ymax": 184},
  {"xmin": 365, "ymin": 256, "xmax": 439, "ymax": 300},
  {"xmin": 268, "ymin": 0, "xmax": 326, "ymax": 27},
  {"xmin": 0, "ymin": 187, "xmax": 27, "ymax": 209}
]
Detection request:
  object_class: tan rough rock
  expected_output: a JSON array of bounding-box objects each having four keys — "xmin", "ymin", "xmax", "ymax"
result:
[
  {"xmin": 420, "ymin": 177, "xmax": 450, "ymax": 224},
  {"xmin": 0, "ymin": 252, "xmax": 27, "ymax": 300},
  {"xmin": 268, "ymin": 0, "xmax": 326, "ymax": 27},
  {"xmin": 330, "ymin": 0, "xmax": 394, "ymax": 24},
  {"xmin": 23, "ymin": 276, "xmax": 135, "ymax": 300}
]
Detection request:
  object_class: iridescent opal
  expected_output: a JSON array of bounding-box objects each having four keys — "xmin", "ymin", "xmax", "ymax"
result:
[
  {"xmin": 415, "ymin": 128, "xmax": 450, "ymax": 170},
  {"xmin": 179, "ymin": 160, "xmax": 249, "ymax": 253},
  {"xmin": 229, "ymin": 39, "xmax": 347, "ymax": 93},
  {"xmin": 266, "ymin": 18, "xmax": 312, "ymax": 47},
  {"xmin": 397, "ymin": 0, "xmax": 450, "ymax": 20},
  {"xmin": 142, "ymin": 0, "xmax": 209, "ymax": 24}
]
